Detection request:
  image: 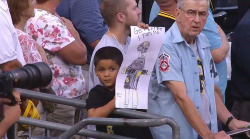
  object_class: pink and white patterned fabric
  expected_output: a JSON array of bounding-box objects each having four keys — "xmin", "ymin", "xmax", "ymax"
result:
[
  {"xmin": 25, "ymin": 9, "xmax": 86, "ymax": 98},
  {"xmin": 16, "ymin": 29, "xmax": 42, "ymax": 64}
]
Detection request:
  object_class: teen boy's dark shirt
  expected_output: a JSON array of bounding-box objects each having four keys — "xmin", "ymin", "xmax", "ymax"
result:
[
  {"xmin": 150, "ymin": 11, "xmax": 176, "ymax": 32},
  {"xmin": 86, "ymin": 85, "xmax": 153, "ymax": 139}
]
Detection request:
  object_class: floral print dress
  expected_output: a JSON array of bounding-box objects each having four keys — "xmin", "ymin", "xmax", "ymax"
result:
[
  {"xmin": 16, "ymin": 29, "xmax": 42, "ymax": 63},
  {"xmin": 25, "ymin": 9, "xmax": 86, "ymax": 98}
]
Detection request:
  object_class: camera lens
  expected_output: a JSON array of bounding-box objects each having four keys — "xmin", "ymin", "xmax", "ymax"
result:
[{"xmin": 8, "ymin": 62, "xmax": 52, "ymax": 89}]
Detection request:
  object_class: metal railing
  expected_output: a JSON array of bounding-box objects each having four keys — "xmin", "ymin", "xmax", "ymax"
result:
[
  {"xmin": 19, "ymin": 117, "xmax": 131, "ymax": 139},
  {"xmin": 17, "ymin": 88, "xmax": 180, "ymax": 139},
  {"xmin": 60, "ymin": 118, "xmax": 173, "ymax": 139}
]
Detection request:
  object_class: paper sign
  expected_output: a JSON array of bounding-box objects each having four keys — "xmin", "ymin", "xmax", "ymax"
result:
[{"xmin": 115, "ymin": 26, "xmax": 165, "ymax": 109}]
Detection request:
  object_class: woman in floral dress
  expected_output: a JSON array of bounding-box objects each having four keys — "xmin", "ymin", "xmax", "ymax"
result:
[{"xmin": 25, "ymin": 0, "xmax": 88, "ymax": 137}]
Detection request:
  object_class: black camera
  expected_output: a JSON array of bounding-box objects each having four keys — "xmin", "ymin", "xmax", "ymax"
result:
[{"xmin": 0, "ymin": 62, "xmax": 52, "ymax": 105}]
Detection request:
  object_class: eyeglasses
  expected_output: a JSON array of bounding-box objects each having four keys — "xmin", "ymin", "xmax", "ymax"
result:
[{"xmin": 179, "ymin": 8, "xmax": 208, "ymax": 19}]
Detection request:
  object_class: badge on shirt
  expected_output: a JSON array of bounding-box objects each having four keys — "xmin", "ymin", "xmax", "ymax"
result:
[{"xmin": 158, "ymin": 53, "xmax": 170, "ymax": 72}]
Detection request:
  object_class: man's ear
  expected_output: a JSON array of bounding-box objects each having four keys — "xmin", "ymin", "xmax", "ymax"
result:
[
  {"xmin": 175, "ymin": 8, "xmax": 180, "ymax": 17},
  {"xmin": 175, "ymin": 8, "xmax": 181, "ymax": 22},
  {"xmin": 116, "ymin": 13, "xmax": 126, "ymax": 23}
]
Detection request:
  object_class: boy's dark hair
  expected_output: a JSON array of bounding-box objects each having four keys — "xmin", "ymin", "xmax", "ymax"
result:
[{"xmin": 94, "ymin": 47, "xmax": 123, "ymax": 67}]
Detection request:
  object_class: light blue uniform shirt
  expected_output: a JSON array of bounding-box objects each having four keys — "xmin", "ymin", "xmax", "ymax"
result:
[
  {"xmin": 149, "ymin": 1, "xmax": 160, "ymax": 23},
  {"xmin": 148, "ymin": 22, "xmax": 218, "ymax": 139}
]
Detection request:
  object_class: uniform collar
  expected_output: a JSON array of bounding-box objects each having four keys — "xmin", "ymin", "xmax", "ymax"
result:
[
  {"xmin": 158, "ymin": 11, "xmax": 176, "ymax": 20},
  {"xmin": 196, "ymin": 34, "xmax": 210, "ymax": 49},
  {"xmin": 171, "ymin": 22, "xmax": 210, "ymax": 49},
  {"xmin": 171, "ymin": 22, "xmax": 185, "ymax": 44}
]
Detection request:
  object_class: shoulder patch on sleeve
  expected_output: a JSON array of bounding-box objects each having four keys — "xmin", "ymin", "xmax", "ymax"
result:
[{"xmin": 158, "ymin": 53, "xmax": 170, "ymax": 72}]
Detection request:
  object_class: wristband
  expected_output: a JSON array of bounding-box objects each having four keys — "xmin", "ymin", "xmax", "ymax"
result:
[{"xmin": 226, "ymin": 115, "xmax": 235, "ymax": 128}]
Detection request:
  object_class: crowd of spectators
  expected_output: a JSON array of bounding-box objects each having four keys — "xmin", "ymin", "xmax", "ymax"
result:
[{"xmin": 1, "ymin": 0, "xmax": 250, "ymax": 139}]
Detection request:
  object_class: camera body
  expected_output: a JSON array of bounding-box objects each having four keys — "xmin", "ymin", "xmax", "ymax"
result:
[{"xmin": 0, "ymin": 62, "xmax": 52, "ymax": 105}]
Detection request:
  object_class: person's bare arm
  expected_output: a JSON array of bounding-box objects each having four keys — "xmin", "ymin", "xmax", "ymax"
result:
[
  {"xmin": 0, "ymin": 104, "xmax": 21, "ymax": 138},
  {"xmin": 0, "ymin": 91, "xmax": 21, "ymax": 138},
  {"xmin": 0, "ymin": 59, "xmax": 22, "ymax": 71},
  {"xmin": 0, "ymin": 121, "xmax": 11, "ymax": 138},
  {"xmin": 211, "ymin": 25, "xmax": 230, "ymax": 63},
  {"xmin": 165, "ymin": 81, "xmax": 230, "ymax": 139},
  {"xmin": 57, "ymin": 42, "xmax": 86, "ymax": 65},
  {"xmin": 89, "ymin": 39, "xmax": 101, "ymax": 49},
  {"xmin": 58, "ymin": 17, "xmax": 87, "ymax": 65},
  {"xmin": 0, "ymin": 102, "xmax": 21, "ymax": 131},
  {"xmin": 214, "ymin": 85, "xmax": 223, "ymax": 101},
  {"xmin": 35, "ymin": 42, "xmax": 49, "ymax": 64},
  {"xmin": 88, "ymin": 97, "xmax": 115, "ymax": 118},
  {"xmin": 215, "ymin": 88, "xmax": 250, "ymax": 130}
]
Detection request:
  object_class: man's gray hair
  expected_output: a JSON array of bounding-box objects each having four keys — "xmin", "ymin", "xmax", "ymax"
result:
[{"xmin": 177, "ymin": 0, "xmax": 210, "ymax": 8}]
